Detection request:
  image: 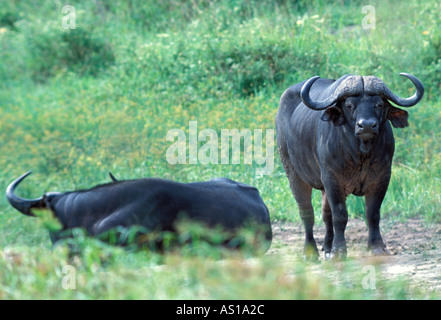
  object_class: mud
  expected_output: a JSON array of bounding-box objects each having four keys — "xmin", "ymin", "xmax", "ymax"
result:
[{"xmin": 269, "ymin": 218, "xmax": 441, "ymax": 293}]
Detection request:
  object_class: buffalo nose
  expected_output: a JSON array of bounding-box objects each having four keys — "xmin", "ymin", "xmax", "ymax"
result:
[{"xmin": 357, "ymin": 119, "xmax": 377, "ymax": 131}]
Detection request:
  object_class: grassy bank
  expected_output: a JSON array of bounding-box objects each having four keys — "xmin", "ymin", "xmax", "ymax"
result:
[{"xmin": 0, "ymin": 0, "xmax": 440, "ymax": 299}]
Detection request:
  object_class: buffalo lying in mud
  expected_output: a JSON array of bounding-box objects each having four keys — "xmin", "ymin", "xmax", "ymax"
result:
[
  {"xmin": 276, "ymin": 73, "xmax": 424, "ymax": 260},
  {"xmin": 6, "ymin": 172, "xmax": 272, "ymax": 253}
]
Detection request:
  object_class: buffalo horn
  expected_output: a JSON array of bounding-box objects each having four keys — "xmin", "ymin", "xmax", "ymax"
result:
[
  {"xmin": 300, "ymin": 76, "xmax": 336, "ymax": 110},
  {"xmin": 5, "ymin": 171, "xmax": 42, "ymax": 216},
  {"xmin": 367, "ymin": 73, "xmax": 424, "ymax": 107},
  {"xmin": 300, "ymin": 74, "xmax": 362, "ymax": 110}
]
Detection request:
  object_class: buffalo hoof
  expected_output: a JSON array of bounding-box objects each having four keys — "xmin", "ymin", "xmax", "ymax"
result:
[
  {"xmin": 328, "ymin": 247, "xmax": 347, "ymax": 260},
  {"xmin": 371, "ymin": 245, "xmax": 391, "ymax": 256},
  {"xmin": 304, "ymin": 244, "xmax": 319, "ymax": 262}
]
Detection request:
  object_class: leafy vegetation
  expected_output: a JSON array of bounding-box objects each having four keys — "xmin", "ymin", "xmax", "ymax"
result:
[{"xmin": 0, "ymin": 0, "xmax": 440, "ymax": 299}]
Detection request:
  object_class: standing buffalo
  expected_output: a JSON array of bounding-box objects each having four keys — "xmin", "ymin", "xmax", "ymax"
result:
[
  {"xmin": 276, "ymin": 73, "xmax": 424, "ymax": 259},
  {"xmin": 6, "ymin": 172, "xmax": 272, "ymax": 252}
]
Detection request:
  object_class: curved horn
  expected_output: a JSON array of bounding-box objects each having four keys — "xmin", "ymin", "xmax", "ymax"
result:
[
  {"xmin": 368, "ymin": 73, "xmax": 424, "ymax": 107},
  {"xmin": 300, "ymin": 76, "xmax": 338, "ymax": 110},
  {"xmin": 5, "ymin": 171, "xmax": 42, "ymax": 216},
  {"xmin": 301, "ymin": 75, "xmax": 362, "ymax": 111}
]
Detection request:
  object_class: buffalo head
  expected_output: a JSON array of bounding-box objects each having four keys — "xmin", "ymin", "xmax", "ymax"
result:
[{"xmin": 300, "ymin": 73, "xmax": 424, "ymax": 154}]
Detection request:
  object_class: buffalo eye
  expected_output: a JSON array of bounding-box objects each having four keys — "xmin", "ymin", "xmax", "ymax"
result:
[
  {"xmin": 374, "ymin": 102, "xmax": 383, "ymax": 109},
  {"xmin": 344, "ymin": 101, "xmax": 354, "ymax": 110}
]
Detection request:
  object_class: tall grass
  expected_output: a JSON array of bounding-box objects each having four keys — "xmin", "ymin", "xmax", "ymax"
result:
[{"xmin": 0, "ymin": 0, "xmax": 440, "ymax": 299}]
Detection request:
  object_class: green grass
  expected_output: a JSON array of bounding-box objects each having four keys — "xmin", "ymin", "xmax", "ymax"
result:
[
  {"xmin": 0, "ymin": 0, "xmax": 440, "ymax": 299},
  {"xmin": 1, "ymin": 243, "xmax": 430, "ymax": 300}
]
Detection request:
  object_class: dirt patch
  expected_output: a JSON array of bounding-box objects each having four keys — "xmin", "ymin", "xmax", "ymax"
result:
[{"xmin": 269, "ymin": 218, "xmax": 441, "ymax": 293}]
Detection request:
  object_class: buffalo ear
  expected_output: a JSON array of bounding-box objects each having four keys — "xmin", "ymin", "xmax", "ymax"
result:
[
  {"xmin": 321, "ymin": 107, "xmax": 344, "ymax": 126},
  {"xmin": 388, "ymin": 105, "xmax": 409, "ymax": 128}
]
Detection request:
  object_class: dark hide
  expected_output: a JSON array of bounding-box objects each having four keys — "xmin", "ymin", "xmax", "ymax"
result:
[
  {"xmin": 276, "ymin": 74, "xmax": 423, "ymax": 259},
  {"xmin": 6, "ymin": 172, "xmax": 272, "ymax": 253}
]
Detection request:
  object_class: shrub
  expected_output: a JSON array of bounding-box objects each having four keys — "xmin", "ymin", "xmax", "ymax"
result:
[
  {"xmin": 27, "ymin": 26, "xmax": 115, "ymax": 81},
  {"xmin": 0, "ymin": 11, "xmax": 20, "ymax": 29}
]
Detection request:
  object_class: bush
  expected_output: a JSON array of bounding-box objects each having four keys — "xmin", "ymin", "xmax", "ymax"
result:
[
  {"xmin": 28, "ymin": 26, "xmax": 115, "ymax": 81},
  {"xmin": 421, "ymin": 27, "xmax": 441, "ymax": 98},
  {"xmin": 0, "ymin": 11, "xmax": 20, "ymax": 29}
]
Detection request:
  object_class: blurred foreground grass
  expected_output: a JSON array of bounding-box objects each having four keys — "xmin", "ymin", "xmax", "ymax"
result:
[
  {"xmin": 1, "ymin": 240, "xmax": 434, "ymax": 300},
  {"xmin": 0, "ymin": 0, "xmax": 440, "ymax": 299}
]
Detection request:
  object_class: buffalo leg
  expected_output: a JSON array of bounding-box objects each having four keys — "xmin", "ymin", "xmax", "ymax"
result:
[
  {"xmin": 278, "ymin": 144, "xmax": 318, "ymax": 259},
  {"xmin": 365, "ymin": 177, "xmax": 391, "ymax": 255},
  {"xmin": 321, "ymin": 191, "xmax": 333, "ymax": 259},
  {"xmin": 92, "ymin": 208, "xmax": 144, "ymax": 245},
  {"xmin": 289, "ymin": 173, "xmax": 318, "ymax": 260},
  {"xmin": 323, "ymin": 181, "xmax": 348, "ymax": 259}
]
